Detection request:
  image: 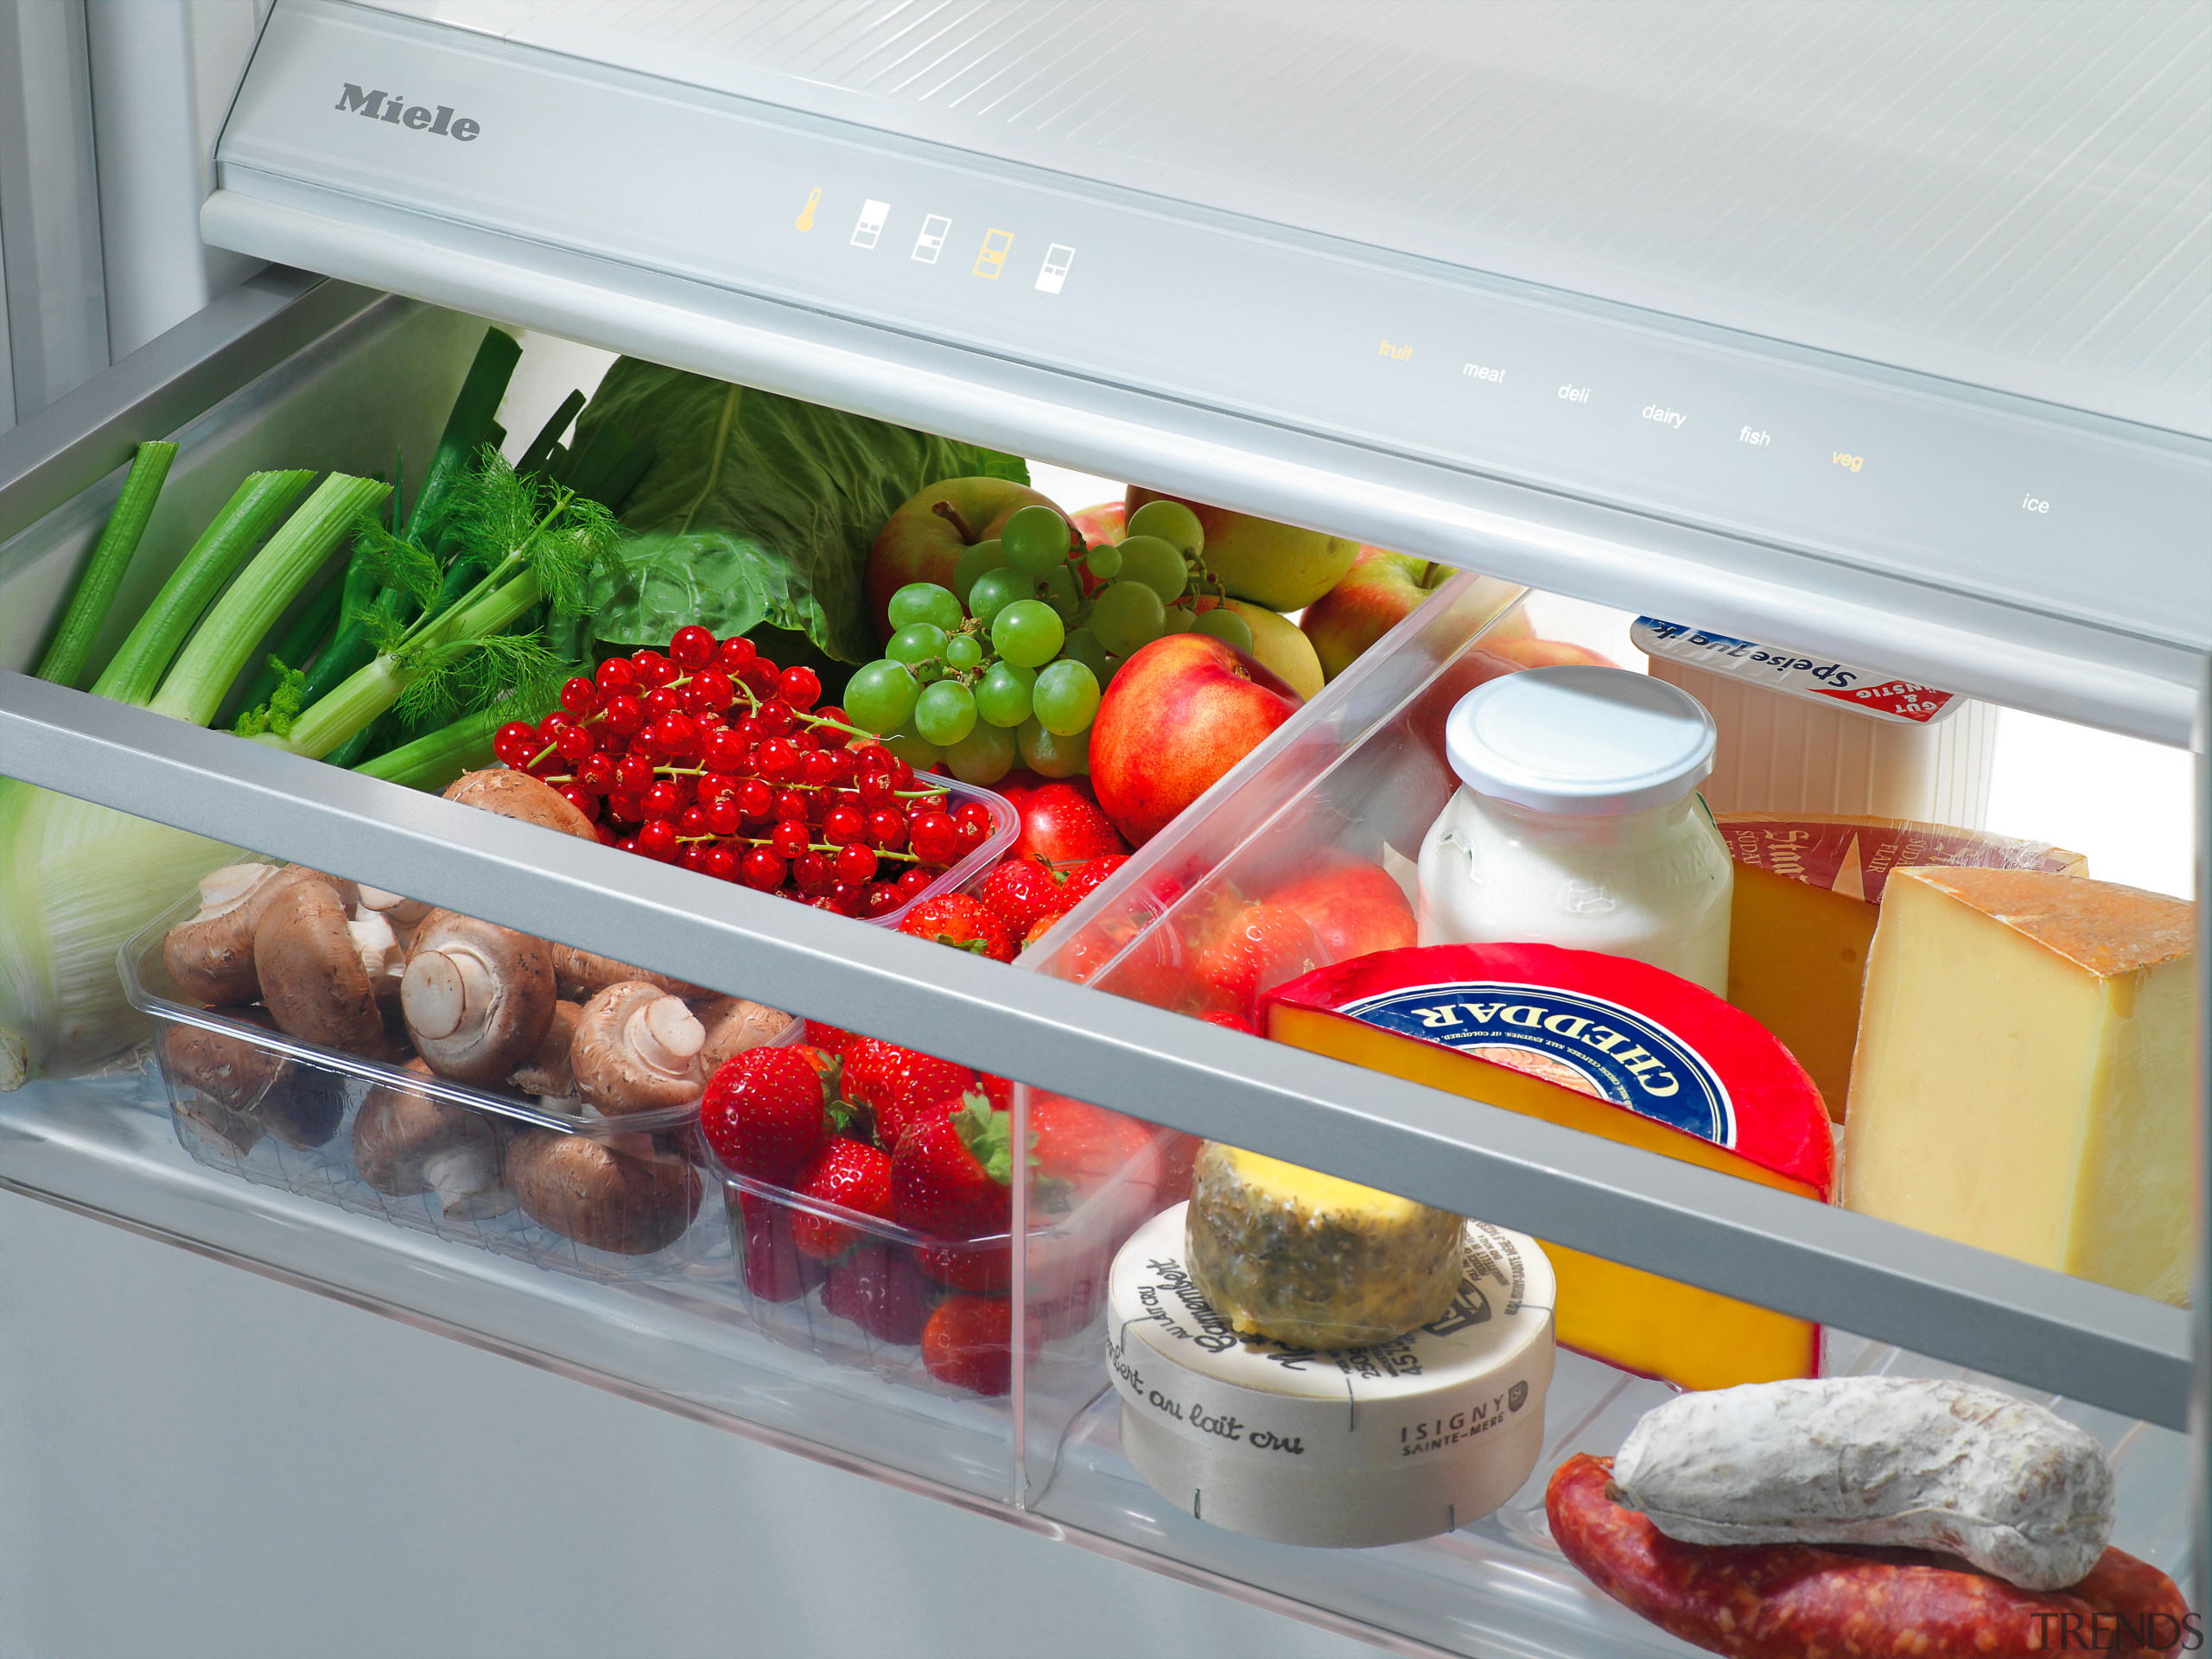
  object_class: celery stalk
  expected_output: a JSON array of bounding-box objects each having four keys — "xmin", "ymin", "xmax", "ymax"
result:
[{"xmin": 34, "ymin": 442, "xmax": 177, "ymax": 689}]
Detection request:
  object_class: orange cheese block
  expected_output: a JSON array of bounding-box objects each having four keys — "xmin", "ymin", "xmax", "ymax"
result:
[
  {"xmin": 1717, "ymin": 815, "xmax": 2084, "ymax": 1119},
  {"xmin": 1263, "ymin": 944, "xmax": 1833, "ymax": 1391}
]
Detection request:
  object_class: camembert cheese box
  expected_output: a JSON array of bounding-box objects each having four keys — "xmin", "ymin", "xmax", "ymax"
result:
[
  {"xmin": 1109, "ymin": 1204, "xmax": 1554, "ymax": 1548},
  {"xmin": 1262, "ymin": 944, "xmax": 1832, "ymax": 1391}
]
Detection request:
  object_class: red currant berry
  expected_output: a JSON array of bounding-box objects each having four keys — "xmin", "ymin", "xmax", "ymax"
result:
[
  {"xmin": 493, "ymin": 721, "xmax": 537, "ymax": 767},
  {"xmin": 644, "ymin": 780, "xmax": 685, "ymax": 820},
  {"xmin": 715, "ymin": 636, "xmax": 758, "ymax": 675},
  {"xmin": 802, "ymin": 751, "xmax": 840, "ymax": 788},
  {"xmin": 559, "ymin": 676, "xmax": 601, "ymax": 716},
  {"xmin": 595, "ymin": 823, "xmax": 621, "ymax": 848},
  {"xmin": 753, "ymin": 699, "xmax": 793, "ymax": 738},
  {"xmin": 835, "ymin": 844, "xmax": 878, "ymax": 885},
  {"xmin": 896, "ymin": 866, "xmax": 936, "ymax": 900},
  {"xmin": 669, "ymin": 625, "xmax": 715, "ymax": 670},
  {"xmin": 793, "ymin": 850, "xmax": 836, "ymax": 896},
  {"xmin": 739, "ymin": 848, "xmax": 784, "ymax": 890},
  {"xmin": 773, "ymin": 789, "xmax": 810, "ymax": 823},
  {"xmin": 741, "ymin": 660, "xmax": 781, "ymax": 697},
  {"xmin": 862, "ymin": 882, "xmax": 903, "ymax": 918},
  {"xmin": 643, "ymin": 685, "xmax": 683, "ymax": 721},
  {"xmin": 706, "ymin": 795, "xmax": 741, "ymax": 836},
  {"xmin": 679, "ymin": 843, "xmax": 711, "ymax": 874},
  {"xmin": 614, "ymin": 753, "xmax": 656, "ymax": 794},
  {"xmin": 728, "ymin": 716, "xmax": 761, "ymax": 748},
  {"xmin": 638, "ymin": 818, "xmax": 679, "ymax": 861},
  {"xmin": 889, "ymin": 758, "xmax": 916, "ymax": 790},
  {"xmin": 768, "ymin": 819, "xmax": 810, "ymax": 860},
  {"xmin": 607, "ymin": 790, "xmax": 645, "ymax": 824},
  {"xmin": 756, "ymin": 739, "xmax": 798, "ymax": 782},
  {"xmin": 830, "ymin": 881, "xmax": 868, "ymax": 917},
  {"xmin": 632, "ymin": 650, "xmax": 675, "ymax": 688},
  {"xmin": 576, "ymin": 752, "xmax": 615, "ymax": 791},
  {"xmin": 524, "ymin": 751, "xmax": 564, "ymax": 781},
  {"xmin": 601, "ymin": 693, "xmax": 645, "ymax": 737},
  {"xmin": 954, "ymin": 817, "xmax": 986, "ymax": 855},
  {"xmin": 857, "ymin": 771, "xmax": 898, "ymax": 810},
  {"xmin": 557, "ymin": 785, "xmax": 600, "ymax": 823},
  {"xmin": 736, "ymin": 778, "xmax": 773, "ymax": 820},
  {"xmin": 853, "ymin": 743, "xmax": 893, "ymax": 775},
  {"xmin": 955, "ymin": 801, "xmax": 995, "ymax": 832},
  {"xmin": 703, "ymin": 843, "xmax": 738, "ymax": 882},
  {"xmin": 652, "ymin": 713, "xmax": 697, "ymax": 758},
  {"xmin": 823, "ymin": 804, "xmax": 867, "ymax": 846},
  {"xmin": 615, "ymin": 836, "xmax": 640, "ymax": 855},
  {"xmin": 812, "ymin": 709, "xmax": 852, "ymax": 749},
  {"xmin": 688, "ymin": 668, "xmax": 734, "ymax": 712},
  {"xmin": 788, "ymin": 730, "xmax": 819, "ymax": 755},
  {"xmin": 677, "ymin": 805, "xmax": 711, "ymax": 838},
  {"xmin": 867, "ymin": 809, "xmax": 908, "ymax": 850},
  {"xmin": 556, "ymin": 724, "xmax": 594, "ymax": 761},
  {"xmin": 594, "ymin": 658, "xmax": 638, "ymax": 696},
  {"xmin": 909, "ymin": 810, "xmax": 959, "ymax": 865},
  {"xmin": 777, "ymin": 665, "xmax": 821, "ymax": 711}
]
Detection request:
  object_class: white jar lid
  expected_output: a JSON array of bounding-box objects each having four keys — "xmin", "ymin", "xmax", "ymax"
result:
[{"xmin": 1445, "ymin": 665, "xmax": 1716, "ymax": 816}]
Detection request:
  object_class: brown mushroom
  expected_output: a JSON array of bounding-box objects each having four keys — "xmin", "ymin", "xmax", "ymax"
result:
[
  {"xmin": 551, "ymin": 944, "xmax": 706, "ymax": 1002},
  {"xmin": 399, "ymin": 911, "xmax": 557, "ymax": 1084},
  {"xmin": 163, "ymin": 1016, "xmax": 290, "ymax": 1109},
  {"xmin": 176, "ymin": 1092, "xmax": 264, "ymax": 1158},
  {"xmin": 162, "ymin": 862, "xmax": 340, "ymax": 1005},
  {"xmin": 443, "ymin": 768, "xmax": 599, "ymax": 840},
  {"xmin": 572, "ymin": 981, "xmax": 706, "ymax": 1115},
  {"xmin": 506, "ymin": 1129, "xmax": 701, "ymax": 1255},
  {"xmin": 348, "ymin": 908, "xmax": 410, "ymax": 1015},
  {"xmin": 356, "ymin": 884, "xmax": 433, "ymax": 939},
  {"xmin": 259, "ymin": 1064, "xmax": 347, "ymax": 1150},
  {"xmin": 254, "ymin": 879, "xmax": 386, "ymax": 1057},
  {"xmin": 353, "ymin": 1058, "xmax": 512, "ymax": 1218},
  {"xmin": 692, "ymin": 996, "xmax": 795, "ymax": 1075},
  {"xmin": 507, "ymin": 1000, "xmax": 583, "ymax": 1100}
]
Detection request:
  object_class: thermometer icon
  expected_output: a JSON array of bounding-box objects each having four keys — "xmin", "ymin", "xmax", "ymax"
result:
[{"xmin": 795, "ymin": 188, "xmax": 821, "ymax": 232}]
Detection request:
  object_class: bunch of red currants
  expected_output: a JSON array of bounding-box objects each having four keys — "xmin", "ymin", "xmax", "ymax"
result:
[{"xmin": 492, "ymin": 625, "xmax": 997, "ymax": 918}]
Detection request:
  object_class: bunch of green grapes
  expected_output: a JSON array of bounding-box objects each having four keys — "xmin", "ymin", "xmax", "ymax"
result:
[{"xmin": 843, "ymin": 501, "xmax": 1253, "ymax": 785}]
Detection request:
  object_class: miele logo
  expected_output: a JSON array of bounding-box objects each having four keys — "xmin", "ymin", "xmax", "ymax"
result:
[{"xmin": 335, "ymin": 84, "xmax": 479, "ymax": 141}]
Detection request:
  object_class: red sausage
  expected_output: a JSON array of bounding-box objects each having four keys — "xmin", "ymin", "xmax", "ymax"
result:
[{"xmin": 1547, "ymin": 1453, "xmax": 2194, "ymax": 1658}]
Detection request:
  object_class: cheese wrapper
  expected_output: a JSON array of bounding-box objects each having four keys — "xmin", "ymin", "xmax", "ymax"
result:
[
  {"xmin": 1262, "ymin": 944, "xmax": 1830, "ymax": 1391},
  {"xmin": 1717, "ymin": 814, "xmax": 2084, "ymax": 1118}
]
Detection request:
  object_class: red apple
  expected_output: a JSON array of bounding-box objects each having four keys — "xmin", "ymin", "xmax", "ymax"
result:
[
  {"xmin": 866, "ymin": 477, "xmax": 1069, "ymax": 642},
  {"xmin": 1124, "ymin": 487, "xmax": 1359, "ymax": 612},
  {"xmin": 1071, "ymin": 501, "xmax": 1124, "ymax": 546},
  {"xmin": 1012, "ymin": 779, "xmax": 1129, "ymax": 872},
  {"xmin": 1267, "ymin": 854, "xmax": 1414, "ymax": 963},
  {"xmin": 1300, "ymin": 549, "xmax": 1452, "ymax": 681},
  {"xmin": 1090, "ymin": 634, "xmax": 1303, "ymax": 846}
]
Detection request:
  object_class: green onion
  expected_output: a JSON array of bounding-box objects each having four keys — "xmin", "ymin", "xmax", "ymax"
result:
[{"xmin": 34, "ymin": 442, "xmax": 177, "ymax": 690}]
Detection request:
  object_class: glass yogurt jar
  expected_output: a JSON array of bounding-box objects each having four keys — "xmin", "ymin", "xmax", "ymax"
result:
[{"xmin": 1416, "ymin": 666, "xmax": 1732, "ymax": 995}]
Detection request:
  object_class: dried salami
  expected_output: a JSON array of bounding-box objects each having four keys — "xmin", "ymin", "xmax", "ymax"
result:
[{"xmin": 1547, "ymin": 1454, "xmax": 2195, "ymax": 1658}]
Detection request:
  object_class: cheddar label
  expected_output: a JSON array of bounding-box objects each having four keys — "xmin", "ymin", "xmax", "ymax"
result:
[{"xmin": 1335, "ymin": 981, "xmax": 1737, "ymax": 1147}]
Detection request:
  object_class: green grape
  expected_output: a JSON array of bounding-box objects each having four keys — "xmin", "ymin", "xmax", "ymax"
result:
[
  {"xmin": 887, "ymin": 622, "xmax": 948, "ymax": 665},
  {"xmin": 914, "ymin": 679, "xmax": 978, "ymax": 747},
  {"xmin": 944, "ymin": 632, "xmax": 984, "ymax": 671},
  {"xmin": 1084, "ymin": 543, "xmax": 1122, "ymax": 582},
  {"xmin": 1090, "ymin": 580, "xmax": 1166, "ymax": 657},
  {"xmin": 882, "ymin": 719, "xmax": 941, "ymax": 771},
  {"xmin": 967, "ymin": 567, "xmax": 1028, "ymax": 627},
  {"xmin": 843, "ymin": 659, "xmax": 918, "ymax": 734},
  {"xmin": 1040, "ymin": 564, "xmax": 1084, "ymax": 621},
  {"xmin": 888, "ymin": 582, "xmax": 964, "ymax": 633},
  {"xmin": 992, "ymin": 599, "xmax": 1065, "ymax": 669},
  {"xmin": 1033, "ymin": 659, "xmax": 1101, "ymax": 736},
  {"xmin": 1017, "ymin": 715, "xmax": 1089, "ymax": 779},
  {"xmin": 952, "ymin": 538, "xmax": 1007, "ymax": 607},
  {"xmin": 1116, "ymin": 534, "xmax": 1190, "ymax": 603},
  {"xmin": 1002, "ymin": 505, "xmax": 1071, "ymax": 577},
  {"xmin": 1160, "ymin": 604, "xmax": 1198, "ymax": 634},
  {"xmin": 1128, "ymin": 499, "xmax": 1204, "ymax": 558},
  {"xmin": 1058, "ymin": 626, "xmax": 1111, "ymax": 683},
  {"xmin": 944, "ymin": 719, "xmax": 1017, "ymax": 786},
  {"xmin": 1193, "ymin": 607, "xmax": 1254, "ymax": 655},
  {"xmin": 975, "ymin": 662, "xmax": 1035, "ymax": 728}
]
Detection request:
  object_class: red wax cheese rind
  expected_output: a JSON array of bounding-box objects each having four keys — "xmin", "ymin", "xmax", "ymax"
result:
[
  {"xmin": 1262, "ymin": 944, "xmax": 1831, "ymax": 1389},
  {"xmin": 1262, "ymin": 944, "xmax": 1833, "ymax": 1197},
  {"xmin": 1546, "ymin": 1454, "xmax": 2193, "ymax": 1659}
]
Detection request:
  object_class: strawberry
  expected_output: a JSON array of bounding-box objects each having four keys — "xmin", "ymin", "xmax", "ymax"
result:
[
  {"xmin": 823, "ymin": 1241, "xmax": 931, "ymax": 1345},
  {"xmin": 976, "ymin": 1072, "xmax": 1013, "ymax": 1111},
  {"xmin": 891, "ymin": 1094, "xmax": 1014, "ymax": 1240},
  {"xmin": 1012, "ymin": 779, "xmax": 1128, "ymax": 872},
  {"xmin": 842, "ymin": 1038, "xmax": 975, "ymax": 1152},
  {"xmin": 915, "ymin": 1237, "xmax": 1009, "ymax": 1295},
  {"xmin": 803, "ymin": 1019, "xmax": 852, "ymax": 1054},
  {"xmin": 897, "ymin": 893, "xmax": 1015, "ymax": 963},
  {"xmin": 921, "ymin": 1295, "xmax": 1014, "ymax": 1395},
  {"xmin": 736, "ymin": 1193, "xmax": 811, "ymax": 1304},
  {"xmin": 788, "ymin": 1137, "xmax": 894, "ymax": 1259},
  {"xmin": 1022, "ymin": 911, "xmax": 1068, "ymax": 951},
  {"xmin": 1028, "ymin": 1093, "xmax": 1144, "ymax": 1198},
  {"xmin": 976, "ymin": 855, "xmax": 1070, "ymax": 937},
  {"xmin": 1194, "ymin": 900, "xmax": 1323, "ymax": 1024},
  {"xmin": 1200, "ymin": 1009, "xmax": 1257, "ymax": 1036},
  {"xmin": 1061, "ymin": 854, "xmax": 1128, "ymax": 906},
  {"xmin": 702, "ymin": 1046, "xmax": 831, "ymax": 1181}
]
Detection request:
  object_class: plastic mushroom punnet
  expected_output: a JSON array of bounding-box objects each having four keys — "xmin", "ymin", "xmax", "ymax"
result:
[
  {"xmin": 572, "ymin": 981, "xmax": 707, "ymax": 1116},
  {"xmin": 508, "ymin": 1000, "xmax": 583, "ymax": 1106},
  {"xmin": 163, "ymin": 862, "xmax": 338, "ymax": 1006},
  {"xmin": 254, "ymin": 878, "xmax": 387, "ymax": 1057},
  {"xmin": 353, "ymin": 1058, "xmax": 513, "ymax": 1219},
  {"xmin": 399, "ymin": 911, "xmax": 557, "ymax": 1084},
  {"xmin": 506, "ymin": 1130, "xmax": 702, "ymax": 1255},
  {"xmin": 162, "ymin": 1016, "xmax": 290, "ymax": 1109},
  {"xmin": 692, "ymin": 996, "xmax": 796, "ymax": 1075}
]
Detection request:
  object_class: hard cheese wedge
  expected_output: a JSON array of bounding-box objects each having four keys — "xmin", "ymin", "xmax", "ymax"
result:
[
  {"xmin": 1842, "ymin": 867, "xmax": 2196, "ymax": 1303},
  {"xmin": 1718, "ymin": 815, "xmax": 2084, "ymax": 1120},
  {"xmin": 1263, "ymin": 944, "xmax": 1834, "ymax": 1390}
]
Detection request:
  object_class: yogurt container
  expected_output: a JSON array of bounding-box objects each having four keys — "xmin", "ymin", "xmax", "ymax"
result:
[{"xmin": 1417, "ymin": 666, "xmax": 1732, "ymax": 995}]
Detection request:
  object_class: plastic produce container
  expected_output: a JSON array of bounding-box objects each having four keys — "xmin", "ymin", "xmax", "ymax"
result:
[{"xmin": 122, "ymin": 894, "xmax": 722, "ymax": 1283}]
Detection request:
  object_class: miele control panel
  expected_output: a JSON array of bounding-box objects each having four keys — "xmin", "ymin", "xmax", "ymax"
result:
[{"xmin": 217, "ymin": 0, "xmax": 2209, "ymax": 654}]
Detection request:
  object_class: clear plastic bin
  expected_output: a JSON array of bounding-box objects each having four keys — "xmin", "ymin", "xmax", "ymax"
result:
[{"xmin": 121, "ymin": 893, "xmax": 722, "ymax": 1282}]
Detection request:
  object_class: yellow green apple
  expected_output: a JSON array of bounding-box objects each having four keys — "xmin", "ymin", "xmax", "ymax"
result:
[
  {"xmin": 868, "ymin": 477, "xmax": 1068, "ymax": 642},
  {"xmin": 1123, "ymin": 487, "xmax": 1358, "ymax": 612},
  {"xmin": 1192, "ymin": 595, "xmax": 1324, "ymax": 700},
  {"xmin": 1298, "ymin": 549, "xmax": 1458, "ymax": 681}
]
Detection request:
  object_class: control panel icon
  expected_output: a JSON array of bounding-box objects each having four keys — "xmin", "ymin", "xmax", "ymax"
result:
[
  {"xmin": 912, "ymin": 215, "xmax": 951, "ymax": 264},
  {"xmin": 794, "ymin": 187, "xmax": 821, "ymax": 232},
  {"xmin": 1035, "ymin": 245, "xmax": 1075, "ymax": 294},
  {"xmin": 850, "ymin": 200, "xmax": 888, "ymax": 249},
  {"xmin": 973, "ymin": 229, "xmax": 1014, "ymax": 279}
]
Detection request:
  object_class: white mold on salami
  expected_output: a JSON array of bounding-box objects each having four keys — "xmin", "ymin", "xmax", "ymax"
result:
[{"xmin": 1608, "ymin": 1376, "xmax": 2113, "ymax": 1591}]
